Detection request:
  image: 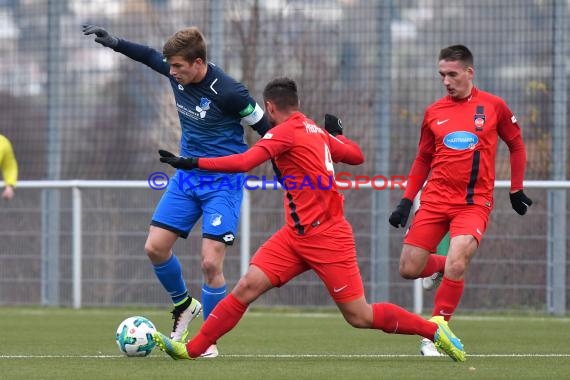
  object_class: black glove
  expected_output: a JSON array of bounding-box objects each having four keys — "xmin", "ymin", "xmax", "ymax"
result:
[
  {"xmin": 324, "ymin": 114, "xmax": 343, "ymax": 136},
  {"xmin": 159, "ymin": 149, "xmax": 199, "ymax": 170},
  {"xmin": 510, "ymin": 190, "xmax": 532, "ymax": 215},
  {"xmin": 82, "ymin": 24, "xmax": 119, "ymax": 48},
  {"xmin": 389, "ymin": 198, "xmax": 413, "ymax": 228}
]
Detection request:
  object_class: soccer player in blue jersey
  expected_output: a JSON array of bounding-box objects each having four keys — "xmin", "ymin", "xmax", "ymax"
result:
[{"xmin": 83, "ymin": 25, "xmax": 271, "ymax": 358}]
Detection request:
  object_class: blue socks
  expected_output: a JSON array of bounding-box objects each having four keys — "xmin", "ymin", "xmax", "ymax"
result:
[
  {"xmin": 153, "ymin": 254, "xmax": 227, "ymax": 316},
  {"xmin": 201, "ymin": 283, "xmax": 227, "ymax": 320},
  {"xmin": 153, "ymin": 254, "xmax": 188, "ymax": 305}
]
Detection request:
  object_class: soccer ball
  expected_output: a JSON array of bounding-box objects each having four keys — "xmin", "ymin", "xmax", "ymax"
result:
[{"xmin": 115, "ymin": 316, "xmax": 157, "ymax": 357}]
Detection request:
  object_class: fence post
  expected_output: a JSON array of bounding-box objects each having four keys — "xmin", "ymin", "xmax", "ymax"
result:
[
  {"xmin": 370, "ymin": 0, "xmax": 393, "ymax": 303},
  {"xmin": 547, "ymin": 0, "xmax": 567, "ymax": 316},
  {"xmin": 72, "ymin": 186, "xmax": 82, "ymax": 309},
  {"xmin": 240, "ymin": 189, "xmax": 251, "ymax": 277},
  {"xmin": 412, "ymin": 195, "xmax": 422, "ymax": 314}
]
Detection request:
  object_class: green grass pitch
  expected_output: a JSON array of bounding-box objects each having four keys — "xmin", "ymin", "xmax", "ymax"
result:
[{"xmin": 1, "ymin": 307, "xmax": 569, "ymax": 380}]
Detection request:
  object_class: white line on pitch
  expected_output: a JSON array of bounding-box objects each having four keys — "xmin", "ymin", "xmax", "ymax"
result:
[{"xmin": 1, "ymin": 353, "xmax": 570, "ymax": 359}]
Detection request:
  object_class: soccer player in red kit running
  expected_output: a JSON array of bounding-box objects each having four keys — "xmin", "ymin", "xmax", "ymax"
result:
[
  {"xmin": 389, "ymin": 45, "xmax": 532, "ymax": 356},
  {"xmin": 151, "ymin": 77, "xmax": 466, "ymax": 362}
]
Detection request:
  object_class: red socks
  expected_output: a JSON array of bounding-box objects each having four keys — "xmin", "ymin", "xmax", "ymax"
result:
[
  {"xmin": 419, "ymin": 254, "xmax": 446, "ymax": 277},
  {"xmin": 432, "ymin": 276, "xmax": 464, "ymax": 321},
  {"xmin": 372, "ymin": 302, "xmax": 437, "ymax": 340},
  {"xmin": 183, "ymin": 279, "xmax": 462, "ymax": 357},
  {"xmin": 186, "ymin": 293, "xmax": 248, "ymax": 358}
]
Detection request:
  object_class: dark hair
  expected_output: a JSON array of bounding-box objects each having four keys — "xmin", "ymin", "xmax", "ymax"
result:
[
  {"xmin": 263, "ymin": 77, "xmax": 299, "ymax": 110},
  {"xmin": 438, "ymin": 45, "xmax": 473, "ymax": 67},
  {"xmin": 163, "ymin": 27, "xmax": 207, "ymax": 62}
]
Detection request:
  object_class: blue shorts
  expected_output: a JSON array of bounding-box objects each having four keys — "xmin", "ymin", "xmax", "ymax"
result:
[{"xmin": 151, "ymin": 171, "xmax": 244, "ymax": 245}]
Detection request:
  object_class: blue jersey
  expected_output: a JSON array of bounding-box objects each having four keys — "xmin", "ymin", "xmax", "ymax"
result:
[{"xmin": 113, "ymin": 39, "xmax": 268, "ymax": 176}]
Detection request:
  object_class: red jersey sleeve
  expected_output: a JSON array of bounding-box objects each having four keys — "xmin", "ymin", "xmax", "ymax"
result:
[
  {"xmin": 327, "ymin": 134, "xmax": 364, "ymax": 165},
  {"xmin": 255, "ymin": 124, "xmax": 295, "ymax": 157},
  {"xmin": 198, "ymin": 123, "xmax": 293, "ymax": 172},
  {"xmin": 403, "ymin": 113, "xmax": 434, "ymax": 200},
  {"xmin": 497, "ymin": 100, "xmax": 522, "ymax": 142},
  {"xmin": 198, "ymin": 145, "xmax": 271, "ymax": 172},
  {"xmin": 497, "ymin": 100, "xmax": 526, "ymax": 191}
]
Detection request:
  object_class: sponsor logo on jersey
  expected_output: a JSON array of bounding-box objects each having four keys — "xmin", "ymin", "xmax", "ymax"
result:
[
  {"xmin": 511, "ymin": 115, "xmax": 517, "ymax": 123},
  {"xmin": 443, "ymin": 131, "xmax": 479, "ymax": 150},
  {"xmin": 304, "ymin": 121, "xmax": 324, "ymax": 135},
  {"xmin": 474, "ymin": 116, "xmax": 485, "ymax": 131},
  {"xmin": 196, "ymin": 97, "xmax": 212, "ymax": 119},
  {"xmin": 474, "ymin": 105, "xmax": 485, "ymax": 131},
  {"xmin": 177, "ymin": 102, "xmax": 201, "ymax": 119}
]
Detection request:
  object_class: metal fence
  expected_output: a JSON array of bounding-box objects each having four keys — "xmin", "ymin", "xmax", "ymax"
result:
[
  {"xmin": 0, "ymin": 0, "xmax": 568, "ymax": 313},
  {"xmin": 0, "ymin": 180, "xmax": 568, "ymax": 315}
]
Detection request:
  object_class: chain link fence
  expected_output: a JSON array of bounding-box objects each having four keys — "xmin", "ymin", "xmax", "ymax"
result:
[{"xmin": 0, "ymin": 0, "xmax": 568, "ymax": 312}]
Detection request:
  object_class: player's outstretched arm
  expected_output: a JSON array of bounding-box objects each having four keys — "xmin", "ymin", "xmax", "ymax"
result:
[
  {"xmin": 82, "ymin": 24, "xmax": 169, "ymax": 75},
  {"xmin": 158, "ymin": 146, "xmax": 272, "ymax": 173},
  {"xmin": 158, "ymin": 150, "xmax": 199, "ymax": 170},
  {"xmin": 82, "ymin": 25, "xmax": 118, "ymax": 48}
]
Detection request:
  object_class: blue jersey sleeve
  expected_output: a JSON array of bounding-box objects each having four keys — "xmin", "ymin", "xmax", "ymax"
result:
[
  {"xmin": 219, "ymin": 83, "xmax": 270, "ymax": 136},
  {"xmin": 113, "ymin": 39, "xmax": 170, "ymax": 76}
]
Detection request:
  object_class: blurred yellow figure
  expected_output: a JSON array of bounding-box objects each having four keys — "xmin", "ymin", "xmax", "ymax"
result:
[{"xmin": 0, "ymin": 134, "xmax": 18, "ymax": 200}]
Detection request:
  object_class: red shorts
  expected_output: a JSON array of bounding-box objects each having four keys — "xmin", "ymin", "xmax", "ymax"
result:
[
  {"xmin": 250, "ymin": 218, "xmax": 364, "ymax": 303},
  {"xmin": 404, "ymin": 202, "xmax": 491, "ymax": 252}
]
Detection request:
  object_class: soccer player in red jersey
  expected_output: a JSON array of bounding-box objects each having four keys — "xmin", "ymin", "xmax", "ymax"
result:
[
  {"xmin": 152, "ymin": 77, "xmax": 466, "ymax": 361},
  {"xmin": 389, "ymin": 45, "xmax": 532, "ymax": 356}
]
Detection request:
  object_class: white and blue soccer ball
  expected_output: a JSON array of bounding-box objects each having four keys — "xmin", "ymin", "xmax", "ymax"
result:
[{"xmin": 115, "ymin": 316, "xmax": 157, "ymax": 357}]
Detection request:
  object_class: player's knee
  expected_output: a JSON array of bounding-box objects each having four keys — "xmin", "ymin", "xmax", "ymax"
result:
[
  {"xmin": 201, "ymin": 257, "xmax": 222, "ymax": 278},
  {"xmin": 232, "ymin": 275, "xmax": 262, "ymax": 304},
  {"xmin": 233, "ymin": 277, "xmax": 251, "ymax": 295},
  {"xmin": 339, "ymin": 306, "xmax": 372, "ymax": 328},
  {"xmin": 399, "ymin": 260, "xmax": 421, "ymax": 279},
  {"xmin": 446, "ymin": 258, "xmax": 467, "ymax": 277},
  {"xmin": 144, "ymin": 242, "xmax": 168, "ymax": 263},
  {"xmin": 343, "ymin": 313, "xmax": 369, "ymax": 329}
]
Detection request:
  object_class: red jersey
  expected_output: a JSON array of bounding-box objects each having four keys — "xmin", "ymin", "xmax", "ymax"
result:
[
  {"xmin": 403, "ymin": 87, "xmax": 526, "ymax": 207},
  {"xmin": 199, "ymin": 111, "xmax": 364, "ymax": 234}
]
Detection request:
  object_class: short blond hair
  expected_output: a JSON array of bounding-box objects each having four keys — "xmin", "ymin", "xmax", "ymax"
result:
[{"xmin": 163, "ymin": 27, "xmax": 207, "ymax": 62}]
